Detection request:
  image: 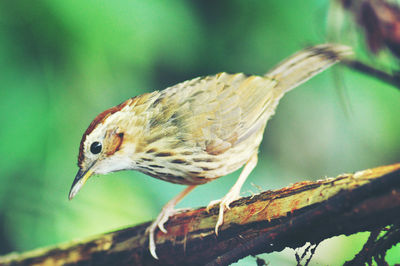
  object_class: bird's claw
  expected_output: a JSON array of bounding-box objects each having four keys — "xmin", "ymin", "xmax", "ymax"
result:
[
  {"xmin": 147, "ymin": 222, "xmax": 159, "ymax": 259},
  {"xmin": 208, "ymin": 192, "xmax": 240, "ymax": 235},
  {"xmin": 158, "ymin": 215, "xmax": 169, "ymax": 234},
  {"xmin": 147, "ymin": 207, "xmax": 188, "ymax": 258},
  {"xmin": 147, "ymin": 207, "xmax": 177, "ymax": 259},
  {"xmin": 206, "ymin": 199, "xmax": 221, "ymax": 212}
]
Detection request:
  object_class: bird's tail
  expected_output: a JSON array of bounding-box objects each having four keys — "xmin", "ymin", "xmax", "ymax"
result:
[{"xmin": 265, "ymin": 44, "xmax": 352, "ymax": 93}]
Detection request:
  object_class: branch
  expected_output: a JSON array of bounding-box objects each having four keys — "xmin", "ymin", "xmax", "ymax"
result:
[
  {"xmin": 344, "ymin": 224, "xmax": 400, "ymax": 265},
  {"xmin": 1, "ymin": 163, "xmax": 400, "ymax": 265},
  {"xmin": 342, "ymin": 59, "xmax": 400, "ymax": 90}
]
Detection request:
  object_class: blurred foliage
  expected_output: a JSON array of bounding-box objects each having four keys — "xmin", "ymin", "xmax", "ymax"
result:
[{"xmin": 0, "ymin": 0, "xmax": 399, "ymax": 264}]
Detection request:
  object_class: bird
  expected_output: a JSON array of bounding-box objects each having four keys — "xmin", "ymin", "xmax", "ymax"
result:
[{"xmin": 68, "ymin": 44, "xmax": 352, "ymax": 259}]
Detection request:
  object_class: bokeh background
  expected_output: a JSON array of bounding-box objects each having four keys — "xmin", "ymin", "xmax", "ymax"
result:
[{"xmin": 0, "ymin": 0, "xmax": 399, "ymax": 264}]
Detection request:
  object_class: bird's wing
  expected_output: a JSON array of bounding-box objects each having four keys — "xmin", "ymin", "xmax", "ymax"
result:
[{"xmin": 148, "ymin": 73, "xmax": 279, "ymax": 155}]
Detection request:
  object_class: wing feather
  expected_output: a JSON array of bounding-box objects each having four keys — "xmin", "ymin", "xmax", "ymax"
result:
[{"xmin": 152, "ymin": 73, "xmax": 278, "ymax": 153}]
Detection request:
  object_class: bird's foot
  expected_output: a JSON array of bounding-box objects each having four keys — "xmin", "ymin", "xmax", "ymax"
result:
[
  {"xmin": 206, "ymin": 189, "xmax": 241, "ymax": 235},
  {"xmin": 147, "ymin": 185, "xmax": 197, "ymax": 259},
  {"xmin": 146, "ymin": 205, "xmax": 179, "ymax": 259}
]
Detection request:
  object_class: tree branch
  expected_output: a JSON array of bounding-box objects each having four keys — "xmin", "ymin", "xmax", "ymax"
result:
[
  {"xmin": 342, "ymin": 59, "xmax": 400, "ymax": 90},
  {"xmin": 344, "ymin": 223, "xmax": 400, "ymax": 265},
  {"xmin": 1, "ymin": 163, "xmax": 400, "ymax": 265}
]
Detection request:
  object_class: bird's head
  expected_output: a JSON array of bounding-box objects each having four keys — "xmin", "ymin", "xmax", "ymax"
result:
[{"xmin": 68, "ymin": 101, "xmax": 135, "ymax": 200}]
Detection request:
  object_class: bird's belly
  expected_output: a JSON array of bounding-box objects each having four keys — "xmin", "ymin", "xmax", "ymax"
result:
[{"xmin": 136, "ymin": 129, "xmax": 264, "ymax": 185}]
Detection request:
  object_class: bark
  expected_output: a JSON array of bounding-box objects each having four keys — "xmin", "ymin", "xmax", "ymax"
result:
[{"xmin": 1, "ymin": 163, "xmax": 400, "ymax": 266}]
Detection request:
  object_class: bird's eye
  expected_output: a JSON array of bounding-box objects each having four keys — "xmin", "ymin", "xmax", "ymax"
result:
[{"xmin": 90, "ymin": 142, "xmax": 102, "ymax": 154}]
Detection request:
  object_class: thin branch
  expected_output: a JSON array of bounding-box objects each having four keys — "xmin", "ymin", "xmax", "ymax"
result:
[
  {"xmin": 344, "ymin": 228, "xmax": 382, "ymax": 265},
  {"xmin": 342, "ymin": 59, "xmax": 400, "ymax": 90},
  {"xmin": 345, "ymin": 223, "xmax": 400, "ymax": 265},
  {"xmin": 0, "ymin": 163, "xmax": 400, "ymax": 265},
  {"xmin": 305, "ymin": 243, "xmax": 319, "ymax": 266}
]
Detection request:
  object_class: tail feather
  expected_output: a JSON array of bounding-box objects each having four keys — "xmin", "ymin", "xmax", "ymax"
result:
[{"xmin": 266, "ymin": 44, "xmax": 352, "ymax": 93}]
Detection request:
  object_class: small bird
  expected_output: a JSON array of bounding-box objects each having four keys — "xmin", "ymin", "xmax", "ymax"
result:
[{"xmin": 68, "ymin": 44, "xmax": 351, "ymax": 259}]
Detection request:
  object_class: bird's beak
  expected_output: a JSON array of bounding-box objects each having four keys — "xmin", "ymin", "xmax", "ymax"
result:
[{"xmin": 68, "ymin": 167, "xmax": 94, "ymax": 200}]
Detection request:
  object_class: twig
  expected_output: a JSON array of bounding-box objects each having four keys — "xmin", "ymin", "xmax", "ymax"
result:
[
  {"xmin": 344, "ymin": 228, "xmax": 381, "ymax": 265},
  {"xmin": 342, "ymin": 59, "xmax": 400, "ymax": 90},
  {"xmin": 345, "ymin": 223, "xmax": 400, "ymax": 265},
  {"xmin": 304, "ymin": 243, "xmax": 319, "ymax": 266}
]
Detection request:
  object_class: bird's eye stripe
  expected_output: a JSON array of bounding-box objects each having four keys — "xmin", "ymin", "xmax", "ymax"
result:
[{"xmin": 90, "ymin": 142, "xmax": 102, "ymax": 154}]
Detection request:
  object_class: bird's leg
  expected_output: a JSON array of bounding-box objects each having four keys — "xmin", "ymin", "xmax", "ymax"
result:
[
  {"xmin": 147, "ymin": 185, "xmax": 197, "ymax": 259},
  {"xmin": 207, "ymin": 153, "xmax": 258, "ymax": 234}
]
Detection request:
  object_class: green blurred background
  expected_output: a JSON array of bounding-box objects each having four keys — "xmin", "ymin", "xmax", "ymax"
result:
[{"xmin": 0, "ymin": 0, "xmax": 399, "ymax": 264}]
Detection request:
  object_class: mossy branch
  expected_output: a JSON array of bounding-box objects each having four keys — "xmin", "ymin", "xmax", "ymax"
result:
[{"xmin": 1, "ymin": 163, "xmax": 400, "ymax": 265}]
